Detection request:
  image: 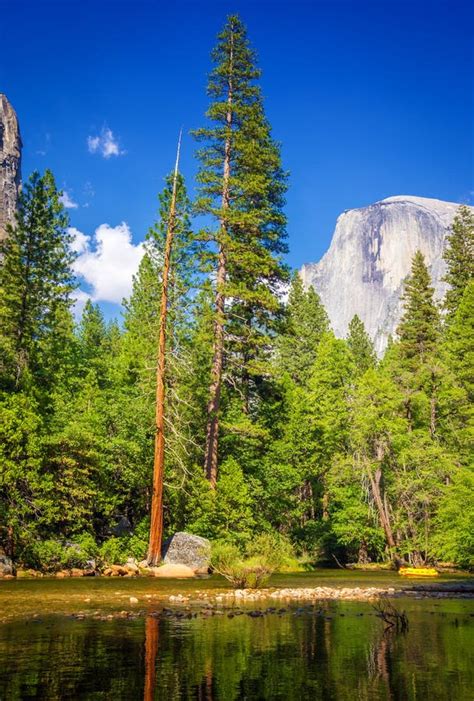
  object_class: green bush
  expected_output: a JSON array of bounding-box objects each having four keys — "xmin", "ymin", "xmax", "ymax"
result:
[
  {"xmin": 98, "ymin": 528, "xmax": 148, "ymax": 566},
  {"xmin": 246, "ymin": 533, "xmax": 300, "ymax": 571},
  {"xmin": 211, "ymin": 533, "xmax": 299, "ymax": 588},
  {"xmin": 98, "ymin": 537, "xmax": 129, "ymax": 565},
  {"xmin": 21, "ymin": 534, "xmax": 98, "ymax": 572},
  {"xmin": 22, "ymin": 539, "xmax": 65, "ymax": 572}
]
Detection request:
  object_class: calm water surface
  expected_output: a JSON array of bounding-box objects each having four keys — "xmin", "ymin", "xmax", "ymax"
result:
[{"xmin": 0, "ymin": 573, "xmax": 473, "ymax": 700}]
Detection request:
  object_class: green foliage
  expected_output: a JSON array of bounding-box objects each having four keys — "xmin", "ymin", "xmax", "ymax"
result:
[
  {"xmin": 445, "ymin": 281, "xmax": 474, "ymax": 402},
  {"xmin": 396, "ymin": 250, "xmax": 440, "ymax": 364},
  {"xmin": 347, "ymin": 314, "xmax": 376, "ymax": 376},
  {"xmin": 187, "ymin": 458, "xmax": 256, "ymax": 543},
  {"xmin": 443, "ymin": 205, "xmax": 474, "ymax": 320},
  {"xmin": 22, "ymin": 534, "xmax": 98, "ymax": 573},
  {"xmin": 276, "ymin": 274, "xmax": 329, "ymax": 384},
  {"xmin": 432, "ymin": 468, "xmax": 474, "ymax": 568},
  {"xmin": 211, "ymin": 532, "xmax": 296, "ymax": 588},
  {"xmin": 194, "ymin": 14, "xmax": 289, "ymax": 463},
  {"xmin": 0, "ymin": 170, "xmax": 75, "ymax": 395}
]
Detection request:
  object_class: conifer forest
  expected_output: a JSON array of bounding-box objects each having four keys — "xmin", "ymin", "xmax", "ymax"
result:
[{"xmin": 1, "ymin": 16, "xmax": 473, "ymax": 576}]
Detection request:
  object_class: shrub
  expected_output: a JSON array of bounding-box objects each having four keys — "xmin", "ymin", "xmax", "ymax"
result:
[
  {"xmin": 211, "ymin": 542, "xmax": 272, "ymax": 588},
  {"xmin": 21, "ymin": 534, "xmax": 98, "ymax": 572},
  {"xmin": 98, "ymin": 537, "xmax": 129, "ymax": 565},
  {"xmin": 22, "ymin": 539, "xmax": 65, "ymax": 572},
  {"xmin": 97, "ymin": 529, "xmax": 148, "ymax": 566},
  {"xmin": 211, "ymin": 533, "xmax": 298, "ymax": 588}
]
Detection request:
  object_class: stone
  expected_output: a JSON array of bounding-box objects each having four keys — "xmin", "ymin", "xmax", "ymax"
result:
[
  {"xmin": 124, "ymin": 558, "xmax": 139, "ymax": 574},
  {"xmin": 162, "ymin": 532, "xmax": 210, "ymax": 573},
  {"xmin": 0, "ymin": 548, "xmax": 13, "ymax": 576},
  {"xmin": 301, "ymin": 196, "xmax": 474, "ymax": 355},
  {"xmin": 111, "ymin": 516, "xmax": 132, "ymax": 537},
  {"xmin": 0, "ymin": 94, "xmax": 21, "ymax": 241},
  {"xmin": 108, "ymin": 564, "xmax": 128, "ymax": 576},
  {"xmin": 154, "ymin": 563, "xmax": 196, "ymax": 578}
]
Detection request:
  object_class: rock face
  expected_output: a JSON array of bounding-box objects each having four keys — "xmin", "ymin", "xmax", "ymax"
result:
[
  {"xmin": 0, "ymin": 94, "xmax": 21, "ymax": 240},
  {"xmin": 162, "ymin": 532, "xmax": 211, "ymax": 574},
  {"xmin": 301, "ymin": 196, "xmax": 470, "ymax": 354}
]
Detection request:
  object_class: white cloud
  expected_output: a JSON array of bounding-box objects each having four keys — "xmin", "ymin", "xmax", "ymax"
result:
[
  {"xmin": 71, "ymin": 223, "xmax": 144, "ymax": 303},
  {"xmin": 87, "ymin": 127, "xmax": 125, "ymax": 158},
  {"xmin": 72, "ymin": 288, "xmax": 92, "ymax": 317},
  {"xmin": 69, "ymin": 227, "xmax": 90, "ymax": 254},
  {"xmin": 59, "ymin": 190, "xmax": 79, "ymax": 209}
]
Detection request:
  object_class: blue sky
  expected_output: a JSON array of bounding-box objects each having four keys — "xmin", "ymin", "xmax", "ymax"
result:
[{"xmin": 1, "ymin": 0, "xmax": 472, "ymax": 314}]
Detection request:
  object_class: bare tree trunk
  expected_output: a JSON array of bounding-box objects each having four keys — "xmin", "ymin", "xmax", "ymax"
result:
[
  {"xmin": 147, "ymin": 132, "xmax": 182, "ymax": 566},
  {"xmin": 322, "ymin": 491, "xmax": 329, "ymax": 521},
  {"xmin": 430, "ymin": 372, "xmax": 437, "ymax": 438},
  {"xmin": 368, "ymin": 467, "xmax": 397, "ymax": 552},
  {"xmin": 204, "ymin": 32, "xmax": 234, "ymax": 489}
]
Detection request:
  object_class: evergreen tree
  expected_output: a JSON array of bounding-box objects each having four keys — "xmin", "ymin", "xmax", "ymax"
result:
[
  {"xmin": 276, "ymin": 274, "xmax": 329, "ymax": 385},
  {"xmin": 446, "ymin": 280, "xmax": 474, "ymax": 402},
  {"xmin": 194, "ymin": 14, "xmax": 288, "ymax": 486},
  {"xmin": 347, "ymin": 314, "xmax": 376, "ymax": 376},
  {"xmin": 396, "ymin": 251, "xmax": 440, "ymax": 363},
  {"xmin": 443, "ymin": 205, "xmax": 474, "ymax": 320},
  {"xmin": 77, "ymin": 300, "xmax": 109, "ymax": 386},
  {"xmin": 0, "ymin": 170, "xmax": 75, "ymax": 395}
]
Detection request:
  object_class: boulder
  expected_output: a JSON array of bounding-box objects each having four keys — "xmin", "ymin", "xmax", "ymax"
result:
[
  {"xmin": 153, "ymin": 563, "xmax": 196, "ymax": 578},
  {"xmin": 124, "ymin": 558, "xmax": 139, "ymax": 574},
  {"xmin": 111, "ymin": 516, "xmax": 132, "ymax": 537},
  {"xmin": 0, "ymin": 548, "xmax": 13, "ymax": 576},
  {"xmin": 103, "ymin": 564, "xmax": 129, "ymax": 577},
  {"xmin": 162, "ymin": 532, "xmax": 210, "ymax": 574}
]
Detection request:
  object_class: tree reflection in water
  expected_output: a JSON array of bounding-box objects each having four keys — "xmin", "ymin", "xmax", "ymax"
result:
[
  {"xmin": 0, "ymin": 601, "xmax": 472, "ymax": 700},
  {"xmin": 144, "ymin": 615, "xmax": 159, "ymax": 701}
]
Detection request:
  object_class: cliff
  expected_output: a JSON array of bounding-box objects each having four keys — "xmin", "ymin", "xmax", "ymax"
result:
[
  {"xmin": 301, "ymin": 196, "xmax": 469, "ymax": 354},
  {"xmin": 0, "ymin": 94, "xmax": 22, "ymax": 240}
]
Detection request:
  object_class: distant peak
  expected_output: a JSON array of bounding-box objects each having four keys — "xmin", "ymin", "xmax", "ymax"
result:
[{"xmin": 378, "ymin": 195, "xmax": 462, "ymax": 208}]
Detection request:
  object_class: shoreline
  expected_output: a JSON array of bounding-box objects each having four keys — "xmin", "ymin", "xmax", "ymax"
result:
[{"xmin": 1, "ymin": 582, "xmax": 473, "ymax": 624}]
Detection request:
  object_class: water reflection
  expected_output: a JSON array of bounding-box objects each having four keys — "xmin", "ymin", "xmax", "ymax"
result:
[
  {"xmin": 144, "ymin": 616, "xmax": 159, "ymax": 701},
  {"xmin": 0, "ymin": 601, "xmax": 472, "ymax": 700}
]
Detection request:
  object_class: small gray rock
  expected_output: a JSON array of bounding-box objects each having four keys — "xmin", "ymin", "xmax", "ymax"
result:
[
  {"xmin": 162, "ymin": 532, "xmax": 210, "ymax": 573},
  {"xmin": 111, "ymin": 516, "xmax": 132, "ymax": 537}
]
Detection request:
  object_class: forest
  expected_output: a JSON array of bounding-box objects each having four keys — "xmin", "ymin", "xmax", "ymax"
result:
[{"xmin": 0, "ymin": 16, "xmax": 473, "ymax": 574}]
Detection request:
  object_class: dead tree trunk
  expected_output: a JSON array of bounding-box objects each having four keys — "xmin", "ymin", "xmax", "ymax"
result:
[
  {"xmin": 204, "ymin": 32, "xmax": 234, "ymax": 489},
  {"xmin": 147, "ymin": 131, "xmax": 182, "ymax": 566},
  {"xmin": 368, "ymin": 467, "xmax": 397, "ymax": 553}
]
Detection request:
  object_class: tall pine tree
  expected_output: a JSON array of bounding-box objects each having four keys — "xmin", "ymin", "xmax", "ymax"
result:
[
  {"xmin": 396, "ymin": 251, "xmax": 440, "ymax": 364},
  {"xmin": 276, "ymin": 274, "xmax": 329, "ymax": 385},
  {"xmin": 0, "ymin": 170, "xmax": 75, "ymax": 395},
  {"xmin": 194, "ymin": 15, "xmax": 288, "ymax": 486},
  {"xmin": 443, "ymin": 205, "xmax": 474, "ymax": 321}
]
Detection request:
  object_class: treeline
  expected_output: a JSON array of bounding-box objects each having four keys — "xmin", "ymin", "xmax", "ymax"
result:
[{"xmin": 0, "ymin": 16, "xmax": 473, "ymax": 571}]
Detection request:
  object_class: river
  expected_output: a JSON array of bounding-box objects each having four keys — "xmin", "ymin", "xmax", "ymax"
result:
[{"xmin": 1, "ymin": 571, "xmax": 472, "ymax": 699}]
